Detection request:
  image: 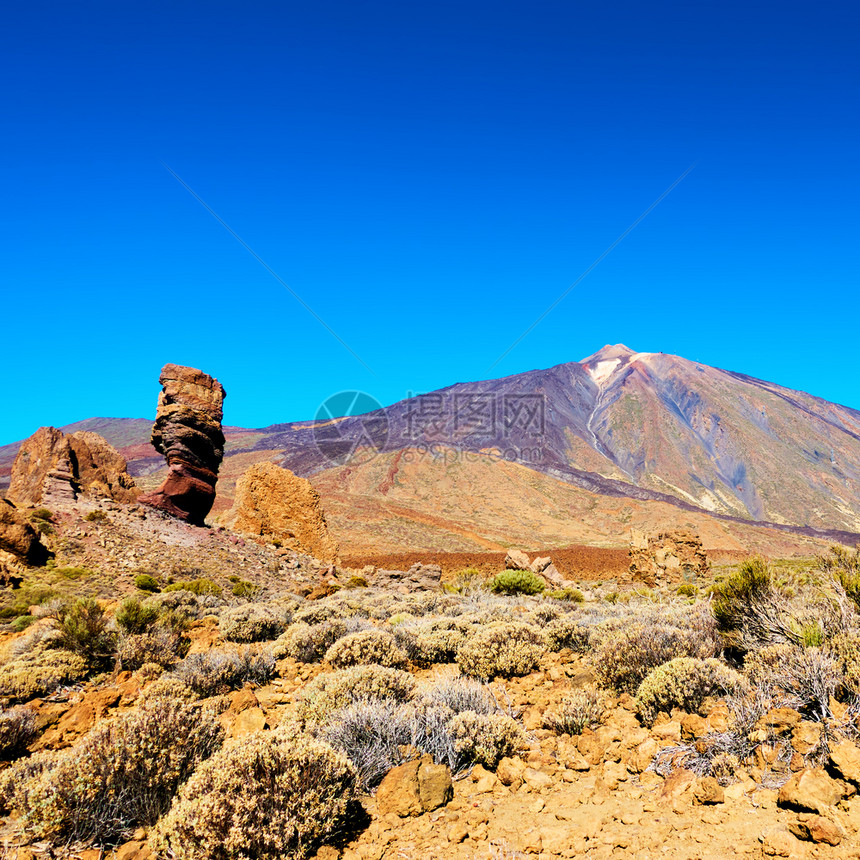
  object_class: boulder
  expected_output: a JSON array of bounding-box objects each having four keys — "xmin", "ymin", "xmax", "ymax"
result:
[
  {"xmin": 7, "ymin": 426, "xmax": 138, "ymax": 506},
  {"xmin": 138, "ymin": 364, "xmax": 225, "ymax": 526},
  {"xmin": 778, "ymin": 768, "xmax": 845, "ymax": 814},
  {"xmin": 629, "ymin": 529, "xmax": 709, "ymax": 586},
  {"xmin": 505, "ymin": 549, "xmax": 531, "ymax": 571},
  {"xmin": 222, "ymin": 462, "xmax": 339, "ymax": 563},
  {"xmin": 828, "ymin": 741, "xmax": 860, "ymax": 785},
  {"xmin": 376, "ymin": 755, "xmax": 452, "ymax": 816}
]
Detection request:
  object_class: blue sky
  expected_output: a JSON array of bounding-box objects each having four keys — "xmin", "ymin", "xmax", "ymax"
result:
[{"xmin": 2, "ymin": 0, "xmax": 858, "ymax": 443}]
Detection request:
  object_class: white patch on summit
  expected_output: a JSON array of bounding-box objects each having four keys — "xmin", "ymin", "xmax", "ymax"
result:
[{"xmin": 589, "ymin": 359, "xmax": 621, "ymax": 384}]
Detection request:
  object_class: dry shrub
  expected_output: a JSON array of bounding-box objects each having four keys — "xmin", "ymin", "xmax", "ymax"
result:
[
  {"xmin": 298, "ymin": 665, "xmax": 416, "ymax": 725},
  {"xmin": 457, "ymin": 622, "xmax": 543, "ymax": 680},
  {"xmin": 0, "ymin": 705, "xmax": 37, "ymax": 759},
  {"xmin": 744, "ymin": 644, "xmax": 843, "ymax": 720},
  {"xmin": 173, "ymin": 647, "xmax": 275, "ymax": 697},
  {"xmin": 0, "ymin": 750, "xmax": 55, "ymax": 813},
  {"xmin": 424, "ymin": 676, "xmax": 500, "ymax": 715},
  {"xmin": 272, "ymin": 618, "xmax": 372, "ymax": 662},
  {"xmin": 635, "ymin": 657, "xmax": 748, "ymax": 725},
  {"xmin": 593, "ymin": 623, "xmax": 715, "ymax": 694},
  {"xmin": 14, "ymin": 695, "xmax": 224, "ymax": 843},
  {"xmin": 393, "ymin": 617, "xmax": 474, "ymax": 667},
  {"xmin": 116, "ymin": 627, "xmax": 190, "ymax": 671},
  {"xmin": 219, "ymin": 604, "xmax": 287, "ymax": 643},
  {"xmin": 316, "ymin": 699, "xmax": 418, "ymax": 790},
  {"xmin": 449, "ymin": 712, "xmax": 524, "ymax": 768},
  {"xmin": 0, "ymin": 646, "xmax": 88, "ymax": 703},
  {"xmin": 543, "ymin": 688, "xmax": 605, "ymax": 735},
  {"xmin": 830, "ymin": 632, "xmax": 860, "ymax": 696},
  {"xmin": 544, "ymin": 616, "xmax": 592, "ymax": 652},
  {"xmin": 152, "ymin": 727, "xmax": 357, "ymax": 860},
  {"xmin": 324, "ymin": 629, "xmax": 407, "ymax": 670}
]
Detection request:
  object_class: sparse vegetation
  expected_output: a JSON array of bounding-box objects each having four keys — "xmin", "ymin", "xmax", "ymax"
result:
[
  {"xmin": 152, "ymin": 727, "xmax": 356, "ymax": 860},
  {"xmin": 164, "ymin": 577, "xmax": 222, "ymax": 597}
]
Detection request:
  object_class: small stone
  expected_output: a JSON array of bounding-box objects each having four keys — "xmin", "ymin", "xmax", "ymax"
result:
[
  {"xmin": 788, "ymin": 814, "xmax": 844, "ymax": 845},
  {"xmin": 522, "ymin": 767, "xmax": 553, "ymax": 791},
  {"xmin": 756, "ymin": 708, "xmax": 802, "ymax": 733},
  {"xmin": 693, "ymin": 776, "xmax": 725, "ymax": 804},
  {"xmin": 790, "ymin": 721, "xmax": 821, "ymax": 755},
  {"xmin": 447, "ymin": 821, "xmax": 469, "ymax": 843}
]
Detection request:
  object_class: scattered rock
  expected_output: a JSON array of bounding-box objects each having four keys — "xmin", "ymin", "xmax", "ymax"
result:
[
  {"xmin": 628, "ymin": 529, "xmax": 709, "ymax": 586},
  {"xmin": 756, "ymin": 707, "xmax": 802, "ymax": 733},
  {"xmin": 138, "ymin": 364, "xmax": 226, "ymax": 525},
  {"xmin": 693, "ymin": 776, "xmax": 725, "ymax": 804},
  {"xmin": 223, "ymin": 462, "xmax": 339, "ymax": 562},
  {"xmin": 790, "ymin": 721, "xmax": 821, "ymax": 755},
  {"xmin": 370, "ymin": 563, "xmax": 441, "ymax": 592},
  {"xmin": 760, "ymin": 825, "xmax": 801, "ymax": 857}
]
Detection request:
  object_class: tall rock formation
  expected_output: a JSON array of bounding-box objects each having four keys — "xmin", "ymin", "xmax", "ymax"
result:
[
  {"xmin": 7, "ymin": 427, "xmax": 138, "ymax": 507},
  {"xmin": 138, "ymin": 364, "xmax": 226, "ymax": 526},
  {"xmin": 223, "ymin": 462, "xmax": 339, "ymax": 562}
]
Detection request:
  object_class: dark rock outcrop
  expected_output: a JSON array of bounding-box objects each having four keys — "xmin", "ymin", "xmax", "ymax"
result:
[
  {"xmin": 7, "ymin": 427, "xmax": 138, "ymax": 507},
  {"xmin": 138, "ymin": 364, "xmax": 226, "ymax": 526}
]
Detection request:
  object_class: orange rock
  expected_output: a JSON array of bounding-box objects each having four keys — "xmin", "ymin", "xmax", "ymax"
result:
[{"xmin": 223, "ymin": 462, "xmax": 339, "ymax": 562}]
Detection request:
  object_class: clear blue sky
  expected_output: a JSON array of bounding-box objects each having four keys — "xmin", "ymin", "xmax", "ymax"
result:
[{"xmin": 2, "ymin": 0, "xmax": 858, "ymax": 444}]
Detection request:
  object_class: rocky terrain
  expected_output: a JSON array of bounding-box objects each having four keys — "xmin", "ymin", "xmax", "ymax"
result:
[{"xmin": 0, "ymin": 492, "xmax": 859, "ymax": 859}]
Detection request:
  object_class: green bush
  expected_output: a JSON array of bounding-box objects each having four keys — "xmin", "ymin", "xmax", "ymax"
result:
[
  {"xmin": 164, "ymin": 578, "xmax": 222, "ymax": 597},
  {"xmin": 489, "ymin": 569, "xmax": 546, "ymax": 596},
  {"xmin": 29, "ymin": 508, "xmax": 54, "ymax": 535},
  {"xmin": 84, "ymin": 510, "xmax": 108, "ymax": 522},
  {"xmin": 134, "ymin": 574, "xmax": 161, "ymax": 593},
  {"xmin": 54, "ymin": 598, "xmax": 116, "ymax": 664},
  {"xmin": 152, "ymin": 727, "xmax": 356, "ymax": 860},
  {"xmin": 324, "ymin": 629, "xmax": 407, "ymax": 670},
  {"xmin": 11, "ymin": 615, "xmax": 34, "ymax": 632},
  {"xmin": 546, "ymin": 587, "xmax": 584, "ymax": 602},
  {"xmin": 456, "ymin": 621, "xmax": 544, "ymax": 680},
  {"xmin": 54, "ymin": 566, "xmax": 92, "ymax": 581},
  {"xmin": 677, "ymin": 583, "xmax": 698, "ymax": 598},
  {"xmin": 230, "ymin": 579, "xmax": 262, "ymax": 598},
  {"xmin": 0, "ymin": 584, "xmax": 56, "ymax": 620},
  {"xmin": 635, "ymin": 657, "xmax": 748, "ymax": 725},
  {"xmin": 14, "ymin": 695, "xmax": 224, "ymax": 843},
  {"xmin": 115, "ymin": 597, "xmax": 160, "ymax": 634}
]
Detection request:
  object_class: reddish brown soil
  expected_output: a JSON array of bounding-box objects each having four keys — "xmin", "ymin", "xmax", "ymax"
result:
[{"xmin": 342, "ymin": 543, "xmax": 632, "ymax": 581}]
